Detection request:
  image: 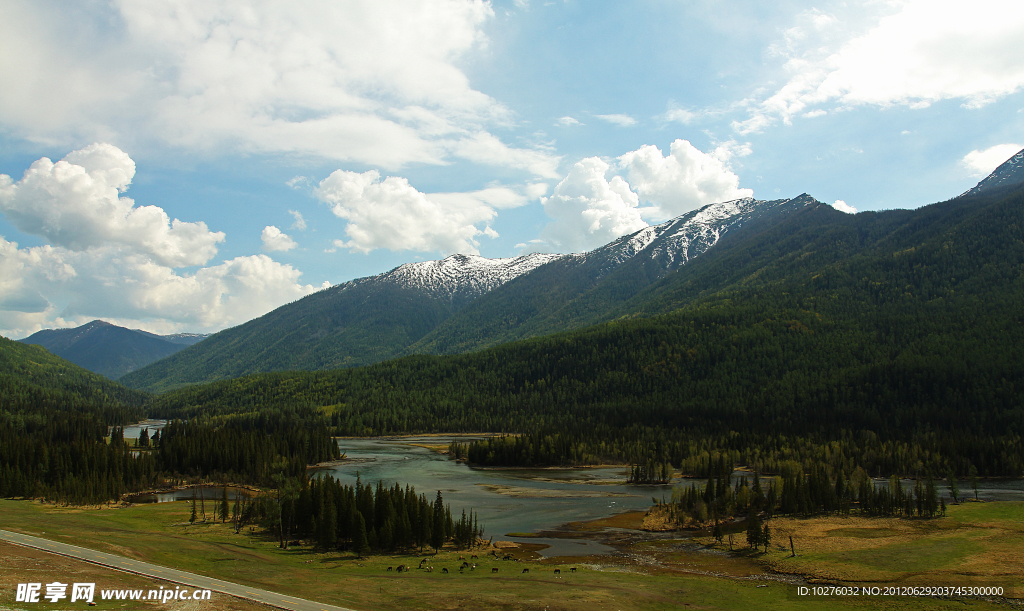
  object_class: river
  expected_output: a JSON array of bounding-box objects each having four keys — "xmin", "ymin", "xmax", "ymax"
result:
[{"xmin": 313, "ymin": 436, "xmax": 667, "ymax": 556}]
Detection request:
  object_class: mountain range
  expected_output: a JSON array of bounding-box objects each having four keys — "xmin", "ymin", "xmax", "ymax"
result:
[
  {"xmin": 120, "ymin": 194, "xmax": 818, "ymax": 392},
  {"xmin": 19, "ymin": 320, "xmax": 208, "ymax": 380},
  {"xmin": 147, "ymin": 167, "xmax": 1024, "ymax": 476},
  {"xmin": 61, "ymin": 145, "xmax": 1024, "ymax": 393}
]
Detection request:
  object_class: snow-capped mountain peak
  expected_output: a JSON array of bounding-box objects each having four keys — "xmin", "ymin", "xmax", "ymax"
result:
[
  {"xmin": 339, "ymin": 252, "xmax": 565, "ymax": 304},
  {"xmin": 588, "ymin": 194, "xmax": 817, "ymax": 271}
]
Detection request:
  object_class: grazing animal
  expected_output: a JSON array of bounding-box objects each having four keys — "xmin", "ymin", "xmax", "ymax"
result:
[
  {"xmin": 459, "ymin": 556, "xmax": 465, "ymax": 560},
  {"xmin": 396, "ymin": 565, "xmax": 407, "ymax": 573},
  {"xmin": 521, "ymin": 568, "xmax": 529, "ymax": 574},
  {"xmin": 386, "ymin": 567, "xmax": 393, "ymax": 572},
  {"xmin": 570, "ymin": 567, "xmax": 577, "ymax": 573},
  {"xmin": 471, "ymin": 554, "xmax": 478, "ymax": 559},
  {"xmin": 554, "ymin": 568, "xmax": 560, "ymax": 575},
  {"xmin": 461, "ymin": 562, "xmax": 470, "ymax": 569},
  {"xmin": 491, "ymin": 568, "xmax": 499, "ymax": 573},
  {"xmin": 441, "ymin": 568, "xmax": 449, "ymax": 574}
]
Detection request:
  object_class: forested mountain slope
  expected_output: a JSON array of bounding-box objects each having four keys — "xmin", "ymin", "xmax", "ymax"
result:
[
  {"xmin": 19, "ymin": 320, "xmax": 206, "ymax": 379},
  {"xmin": 411, "ymin": 195, "xmax": 817, "ymax": 354},
  {"xmin": 121, "ymin": 253, "xmax": 560, "ymax": 392},
  {"xmin": 0, "ymin": 334, "xmax": 149, "ymax": 417},
  {"xmin": 150, "ymin": 184, "xmax": 1024, "ymax": 477},
  {"xmin": 123, "ymin": 197, "xmax": 819, "ymax": 392}
]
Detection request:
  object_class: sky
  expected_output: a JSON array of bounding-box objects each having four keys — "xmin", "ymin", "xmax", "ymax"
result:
[{"xmin": 1, "ymin": 0, "xmax": 1023, "ymax": 339}]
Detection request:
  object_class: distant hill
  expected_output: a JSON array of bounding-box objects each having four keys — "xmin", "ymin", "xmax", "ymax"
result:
[
  {"xmin": 0, "ymin": 334, "xmax": 148, "ymax": 418},
  {"xmin": 19, "ymin": 320, "xmax": 208, "ymax": 380}
]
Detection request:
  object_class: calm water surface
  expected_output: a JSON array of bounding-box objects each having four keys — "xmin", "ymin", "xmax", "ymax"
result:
[{"xmin": 315, "ymin": 437, "xmax": 669, "ymax": 556}]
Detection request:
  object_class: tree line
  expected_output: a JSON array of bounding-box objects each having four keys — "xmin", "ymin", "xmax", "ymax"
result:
[{"xmin": 217, "ymin": 475, "xmax": 482, "ymax": 555}]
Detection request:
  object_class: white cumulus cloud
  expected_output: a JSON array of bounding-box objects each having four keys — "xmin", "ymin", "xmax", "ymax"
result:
[
  {"xmin": 539, "ymin": 158, "xmax": 647, "ymax": 253},
  {"xmin": 618, "ymin": 139, "xmax": 753, "ymax": 222},
  {"xmin": 0, "ymin": 238, "xmax": 323, "ymax": 339},
  {"xmin": 0, "ymin": 143, "xmax": 224, "ymax": 267},
  {"xmin": 737, "ymin": 0, "xmax": 1024, "ymax": 133},
  {"xmin": 0, "ymin": 1, "xmax": 557, "ymax": 175},
  {"xmin": 315, "ymin": 170, "xmax": 519, "ymax": 254},
  {"xmin": 0, "ymin": 146, "xmax": 323, "ymax": 338},
  {"xmin": 961, "ymin": 143, "xmax": 1024, "ymax": 177},
  {"xmin": 831, "ymin": 199, "xmax": 857, "ymax": 214},
  {"xmin": 261, "ymin": 226, "xmax": 298, "ymax": 251},
  {"xmin": 534, "ymin": 140, "xmax": 754, "ymax": 252}
]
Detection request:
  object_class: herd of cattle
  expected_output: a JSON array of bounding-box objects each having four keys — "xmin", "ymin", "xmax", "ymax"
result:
[{"xmin": 383, "ymin": 551, "xmax": 579, "ymax": 576}]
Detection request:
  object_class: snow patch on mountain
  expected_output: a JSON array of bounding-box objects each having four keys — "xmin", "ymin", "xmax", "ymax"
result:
[
  {"xmin": 334, "ymin": 194, "xmax": 818, "ymax": 306},
  {"xmin": 963, "ymin": 147, "xmax": 1024, "ymax": 196},
  {"xmin": 339, "ymin": 252, "xmax": 565, "ymax": 301}
]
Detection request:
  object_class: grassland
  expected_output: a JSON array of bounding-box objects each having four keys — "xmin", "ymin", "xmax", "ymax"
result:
[
  {"xmin": 0, "ymin": 499, "xmax": 1018, "ymax": 611},
  {"xmin": 0, "ymin": 541, "xmax": 268, "ymax": 611},
  {"xmin": 757, "ymin": 501, "xmax": 1022, "ymax": 591}
]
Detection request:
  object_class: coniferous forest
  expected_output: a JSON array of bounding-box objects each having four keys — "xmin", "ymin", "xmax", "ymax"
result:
[
  {"xmin": 2, "ymin": 184, "xmax": 1024, "ymax": 520},
  {"xmin": 235, "ymin": 476, "xmax": 483, "ymax": 554}
]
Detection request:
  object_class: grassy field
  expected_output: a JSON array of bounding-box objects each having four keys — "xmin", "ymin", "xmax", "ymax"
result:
[
  {"xmin": 0, "ymin": 541, "xmax": 268, "ymax": 611},
  {"xmin": 685, "ymin": 501, "xmax": 1023, "ymax": 597},
  {"xmin": 0, "ymin": 499, "xmax": 1018, "ymax": 611}
]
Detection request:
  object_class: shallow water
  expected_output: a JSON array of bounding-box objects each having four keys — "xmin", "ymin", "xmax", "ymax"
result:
[
  {"xmin": 128, "ymin": 485, "xmax": 254, "ymax": 504},
  {"xmin": 114, "ymin": 419, "xmax": 167, "ymax": 439},
  {"xmin": 315, "ymin": 437, "xmax": 666, "ymax": 556}
]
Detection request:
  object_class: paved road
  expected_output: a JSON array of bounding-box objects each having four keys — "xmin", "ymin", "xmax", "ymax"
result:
[{"xmin": 0, "ymin": 529, "xmax": 357, "ymax": 611}]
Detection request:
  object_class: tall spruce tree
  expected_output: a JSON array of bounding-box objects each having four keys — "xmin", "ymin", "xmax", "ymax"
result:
[{"xmin": 431, "ymin": 491, "xmax": 446, "ymax": 552}]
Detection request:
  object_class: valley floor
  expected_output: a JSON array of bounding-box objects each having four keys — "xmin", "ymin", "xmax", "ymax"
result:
[{"xmin": 0, "ymin": 499, "xmax": 1020, "ymax": 611}]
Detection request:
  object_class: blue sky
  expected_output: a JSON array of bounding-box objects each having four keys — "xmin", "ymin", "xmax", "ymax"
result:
[{"xmin": 1, "ymin": 0, "xmax": 1023, "ymax": 338}]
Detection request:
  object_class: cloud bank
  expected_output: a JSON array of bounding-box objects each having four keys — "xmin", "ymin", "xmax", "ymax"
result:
[
  {"xmin": 961, "ymin": 143, "xmax": 1024, "ymax": 177},
  {"xmin": 736, "ymin": 0, "xmax": 1024, "ymax": 133},
  {"xmin": 0, "ymin": 144, "xmax": 322, "ymax": 338},
  {"xmin": 537, "ymin": 140, "xmax": 751, "ymax": 252},
  {"xmin": 315, "ymin": 170, "xmax": 539, "ymax": 255},
  {"xmin": 0, "ymin": 0, "xmax": 557, "ymax": 175}
]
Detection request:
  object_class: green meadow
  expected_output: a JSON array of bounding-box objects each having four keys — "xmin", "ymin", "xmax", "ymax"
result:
[{"xmin": 1, "ymin": 499, "xmax": 1019, "ymax": 611}]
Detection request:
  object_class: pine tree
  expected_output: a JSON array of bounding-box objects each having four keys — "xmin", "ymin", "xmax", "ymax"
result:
[
  {"xmin": 746, "ymin": 513, "xmax": 763, "ymax": 550},
  {"xmin": 352, "ymin": 511, "xmax": 370, "ymax": 558},
  {"xmin": 431, "ymin": 491, "xmax": 446, "ymax": 552}
]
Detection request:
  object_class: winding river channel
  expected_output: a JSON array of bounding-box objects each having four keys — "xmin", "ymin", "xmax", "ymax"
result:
[{"xmin": 312, "ymin": 436, "xmax": 668, "ymax": 556}]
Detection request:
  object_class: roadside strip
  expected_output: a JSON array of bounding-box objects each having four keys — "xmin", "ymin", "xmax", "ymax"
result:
[{"xmin": 0, "ymin": 529, "xmax": 357, "ymax": 611}]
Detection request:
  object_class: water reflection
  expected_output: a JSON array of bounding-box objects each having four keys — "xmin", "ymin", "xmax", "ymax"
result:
[{"xmin": 128, "ymin": 486, "xmax": 254, "ymax": 504}]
